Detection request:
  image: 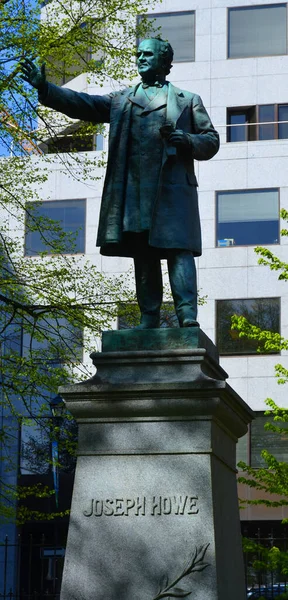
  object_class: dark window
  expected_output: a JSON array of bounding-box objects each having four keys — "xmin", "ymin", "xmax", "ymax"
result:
[
  {"xmin": 278, "ymin": 104, "xmax": 288, "ymax": 138},
  {"xmin": 25, "ymin": 199, "xmax": 86, "ymax": 256},
  {"xmin": 0, "ymin": 313, "xmax": 82, "ymax": 362},
  {"xmin": 20, "ymin": 414, "xmax": 77, "ymax": 475},
  {"xmin": 228, "ymin": 4, "xmax": 287, "ymax": 59},
  {"xmin": 20, "ymin": 420, "xmax": 51, "ymax": 475},
  {"xmin": 251, "ymin": 413, "xmax": 288, "ymax": 467},
  {"xmin": 228, "ymin": 110, "xmax": 251, "ymax": 142},
  {"xmin": 237, "ymin": 413, "xmax": 288, "ymax": 468},
  {"xmin": 44, "ymin": 133, "xmax": 103, "ymax": 154},
  {"xmin": 258, "ymin": 105, "xmax": 276, "ymax": 140},
  {"xmin": 22, "ymin": 315, "xmax": 83, "ymax": 362},
  {"xmin": 227, "ymin": 104, "xmax": 288, "ymax": 142},
  {"xmin": 216, "ymin": 189, "xmax": 279, "ymax": 247},
  {"xmin": 216, "ymin": 298, "xmax": 280, "ymax": 355},
  {"xmin": 236, "ymin": 429, "xmax": 249, "ymax": 465},
  {"xmin": 227, "ymin": 107, "xmax": 257, "ymax": 141},
  {"xmin": 139, "ymin": 12, "xmax": 195, "ymax": 62},
  {"xmin": 118, "ymin": 302, "xmax": 178, "ymax": 329},
  {"xmin": 47, "ymin": 21, "xmax": 105, "ymax": 86},
  {"xmin": 48, "ymin": 48, "xmax": 92, "ymax": 87},
  {"xmin": 1, "ymin": 317, "xmax": 23, "ymax": 355}
]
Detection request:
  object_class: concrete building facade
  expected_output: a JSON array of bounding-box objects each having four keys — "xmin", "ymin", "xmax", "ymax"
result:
[
  {"xmin": 1, "ymin": 0, "xmax": 288, "ymax": 594},
  {"xmin": 39, "ymin": 0, "xmax": 288, "ymax": 410},
  {"xmin": 31, "ymin": 0, "xmax": 288, "ymax": 522}
]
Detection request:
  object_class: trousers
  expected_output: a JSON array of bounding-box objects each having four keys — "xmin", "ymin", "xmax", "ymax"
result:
[{"xmin": 134, "ymin": 249, "xmax": 198, "ymax": 328}]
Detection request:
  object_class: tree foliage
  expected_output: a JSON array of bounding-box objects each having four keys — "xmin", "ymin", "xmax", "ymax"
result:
[
  {"xmin": 234, "ymin": 210, "xmax": 288, "ymax": 494},
  {"xmin": 0, "ymin": 0, "xmax": 160, "ymax": 523},
  {"xmin": 231, "ymin": 209, "xmax": 288, "ymax": 576}
]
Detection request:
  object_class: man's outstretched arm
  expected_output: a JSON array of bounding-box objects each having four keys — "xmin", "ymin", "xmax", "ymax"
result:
[{"xmin": 20, "ymin": 58, "xmax": 111, "ymax": 123}]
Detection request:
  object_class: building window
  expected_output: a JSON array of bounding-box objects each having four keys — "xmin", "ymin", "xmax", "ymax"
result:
[
  {"xmin": 47, "ymin": 22, "xmax": 102, "ymax": 86},
  {"xmin": 48, "ymin": 50, "xmax": 91, "ymax": 87},
  {"xmin": 118, "ymin": 302, "xmax": 178, "ymax": 329},
  {"xmin": 22, "ymin": 315, "xmax": 83, "ymax": 362},
  {"xmin": 216, "ymin": 298, "xmax": 280, "ymax": 355},
  {"xmin": 251, "ymin": 414, "xmax": 288, "ymax": 467},
  {"xmin": 216, "ymin": 189, "xmax": 279, "ymax": 247},
  {"xmin": 1, "ymin": 313, "xmax": 83, "ymax": 362},
  {"xmin": 139, "ymin": 12, "xmax": 195, "ymax": 62},
  {"xmin": 236, "ymin": 413, "xmax": 288, "ymax": 467},
  {"xmin": 227, "ymin": 107, "xmax": 257, "ymax": 142},
  {"xmin": 20, "ymin": 419, "xmax": 51, "ymax": 475},
  {"xmin": 236, "ymin": 430, "xmax": 249, "ymax": 465},
  {"xmin": 25, "ymin": 199, "xmax": 86, "ymax": 256},
  {"xmin": 227, "ymin": 105, "xmax": 288, "ymax": 142},
  {"xmin": 43, "ymin": 133, "xmax": 103, "ymax": 154},
  {"xmin": 1, "ymin": 318, "xmax": 23, "ymax": 355},
  {"xmin": 20, "ymin": 414, "xmax": 77, "ymax": 475},
  {"xmin": 228, "ymin": 4, "xmax": 287, "ymax": 59}
]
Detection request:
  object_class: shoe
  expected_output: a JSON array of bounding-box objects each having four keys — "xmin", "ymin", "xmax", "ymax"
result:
[
  {"xmin": 134, "ymin": 314, "xmax": 160, "ymax": 329},
  {"xmin": 181, "ymin": 318, "xmax": 199, "ymax": 328}
]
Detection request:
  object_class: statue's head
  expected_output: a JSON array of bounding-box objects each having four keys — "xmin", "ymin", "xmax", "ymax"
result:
[{"xmin": 137, "ymin": 37, "xmax": 174, "ymax": 81}]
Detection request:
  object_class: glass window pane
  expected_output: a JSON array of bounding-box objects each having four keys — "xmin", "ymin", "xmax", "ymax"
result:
[
  {"xmin": 25, "ymin": 199, "xmax": 86, "ymax": 256},
  {"xmin": 118, "ymin": 302, "xmax": 178, "ymax": 329},
  {"xmin": 96, "ymin": 134, "xmax": 103, "ymax": 151},
  {"xmin": 216, "ymin": 298, "xmax": 280, "ymax": 355},
  {"xmin": 143, "ymin": 12, "xmax": 195, "ymax": 62},
  {"xmin": 47, "ymin": 135, "xmax": 94, "ymax": 153},
  {"xmin": 1, "ymin": 318, "xmax": 22, "ymax": 355},
  {"xmin": 228, "ymin": 5, "xmax": 287, "ymax": 58},
  {"xmin": 228, "ymin": 113, "xmax": 247, "ymax": 142},
  {"xmin": 227, "ymin": 107, "xmax": 257, "ymax": 142},
  {"xmin": 20, "ymin": 420, "xmax": 51, "ymax": 475},
  {"xmin": 236, "ymin": 431, "xmax": 249, "ymax": 465},
  {"xmin": 259, "ymin": 105, "xmax": 275, "ymax": 140},
  {"xmin": 278, "ymin": 105, "xmax": 288, "ymax": 138},
  {"xmin": 217, "ymin": 189, "xmax": 279, "ymax": 246},
  {"xmin": 251, "ymin": 414, "xmax": 288, "ymax": 467},
  {"xmin": 22, "ymin": 315, "xmax": 83, "ymax": 361}
]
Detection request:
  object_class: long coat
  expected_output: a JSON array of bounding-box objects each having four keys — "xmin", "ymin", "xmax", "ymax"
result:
[{"xmin": 40, "ymin": 82, "xmax": 220, "ymax": 257}]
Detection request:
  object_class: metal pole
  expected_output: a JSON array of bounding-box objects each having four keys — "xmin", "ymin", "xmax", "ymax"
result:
[{"xmin": 3, "ymin": 535, "xmax": 8, "ymax": 599}]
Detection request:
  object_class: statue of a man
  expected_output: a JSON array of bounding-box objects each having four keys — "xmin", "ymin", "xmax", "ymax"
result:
[{"xmin": 21, "ymin": 38, "xmax": 219, "ymax": 329}]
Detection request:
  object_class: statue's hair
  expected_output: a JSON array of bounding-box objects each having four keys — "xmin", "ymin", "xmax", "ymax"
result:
[{"xmin": 146, "ymin": 37, "xmax": 174, "ymax": 75}]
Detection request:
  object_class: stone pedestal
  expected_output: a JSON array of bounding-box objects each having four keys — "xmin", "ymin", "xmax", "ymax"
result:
[{"xmin": 59, "ymin": 329, "xmax": 253, "ymax": 600}]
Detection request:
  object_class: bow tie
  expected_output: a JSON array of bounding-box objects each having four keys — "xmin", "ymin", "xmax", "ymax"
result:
[{"xmin": 142, "ymin": 81, "xmax": 165, "ymax": 89}]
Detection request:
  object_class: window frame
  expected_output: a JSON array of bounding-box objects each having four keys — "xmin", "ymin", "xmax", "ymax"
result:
[
  {"xmin": 227, "ymin": 104, "xmax": 288, "ymax": 142},
  {"xmin": 137, "ymin": 10, "xmax": 196, "ymax": 63},
  {"xmin": 21, "ymin": 314, "xmax": 84, "ymax": 363},
  {"xmin": 227, "ymin": 3, "xmax": 288, "ymax": 60},
  {"xmin": 215, "ymin": 188, "xmax": 280, "ymax": 248},
  {"xmin": 215, "ymin": 297, "xmax": 281, "ymax": 356},
  {"xmin": 237, "ymin": 412, "xmax": 288, "ymax": 468},
  {"xmin": 227, "ymin": 106, "xmax": 256, "ymax": 142},
  {"xmin": 24, "ymin": 198, "xmax": 86, "ymax": 257},
  {"xmin": 118, "ymin": 301, "xmax": 178, "ymax": 330},
  {"xmin": 43, "ymin": 133, "xmax": 103, "ymax": 154}
]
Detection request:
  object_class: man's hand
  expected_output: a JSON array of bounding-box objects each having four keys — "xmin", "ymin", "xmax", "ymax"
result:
[
  {"xmin": 20, "ymin": 59, "xmax": 46, "ymax": 92},
  {"xmin": 168, "ymin": 129, "xmax": 190, "ymax": 148}
]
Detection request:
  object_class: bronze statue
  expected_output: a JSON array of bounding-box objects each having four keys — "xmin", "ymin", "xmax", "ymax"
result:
[{"xmin": 21, "ymin": 38, "xmax": 219, "ymax": 329}]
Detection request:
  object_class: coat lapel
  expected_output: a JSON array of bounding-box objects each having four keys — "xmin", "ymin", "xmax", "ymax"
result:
[
  {"xmin": 125, "ymin": 83, "xmax": 187, "ymax": 121},
  {"xmin": 166, "ymin": 83, "xmax": 188, "ymax": 126}
]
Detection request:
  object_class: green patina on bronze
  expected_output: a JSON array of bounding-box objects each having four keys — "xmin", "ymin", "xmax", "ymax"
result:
[
  {"xmin": 20, "ymin": 38, "xmax": 219, "ymax": 330},
  {"xmin": 101, "ymin": 327, "xmax": 219, "ymax": 360}
]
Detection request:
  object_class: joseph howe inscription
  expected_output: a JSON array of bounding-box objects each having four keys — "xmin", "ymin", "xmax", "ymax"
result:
[{"xmin": 83, "ymin": 494, "xmax": 199, "ymax": 517}]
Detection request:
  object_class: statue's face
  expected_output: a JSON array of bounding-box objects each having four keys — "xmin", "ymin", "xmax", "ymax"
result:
[{"xmin": 137, "ymin": 39, "xmax": 164, "ymax": 80}]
